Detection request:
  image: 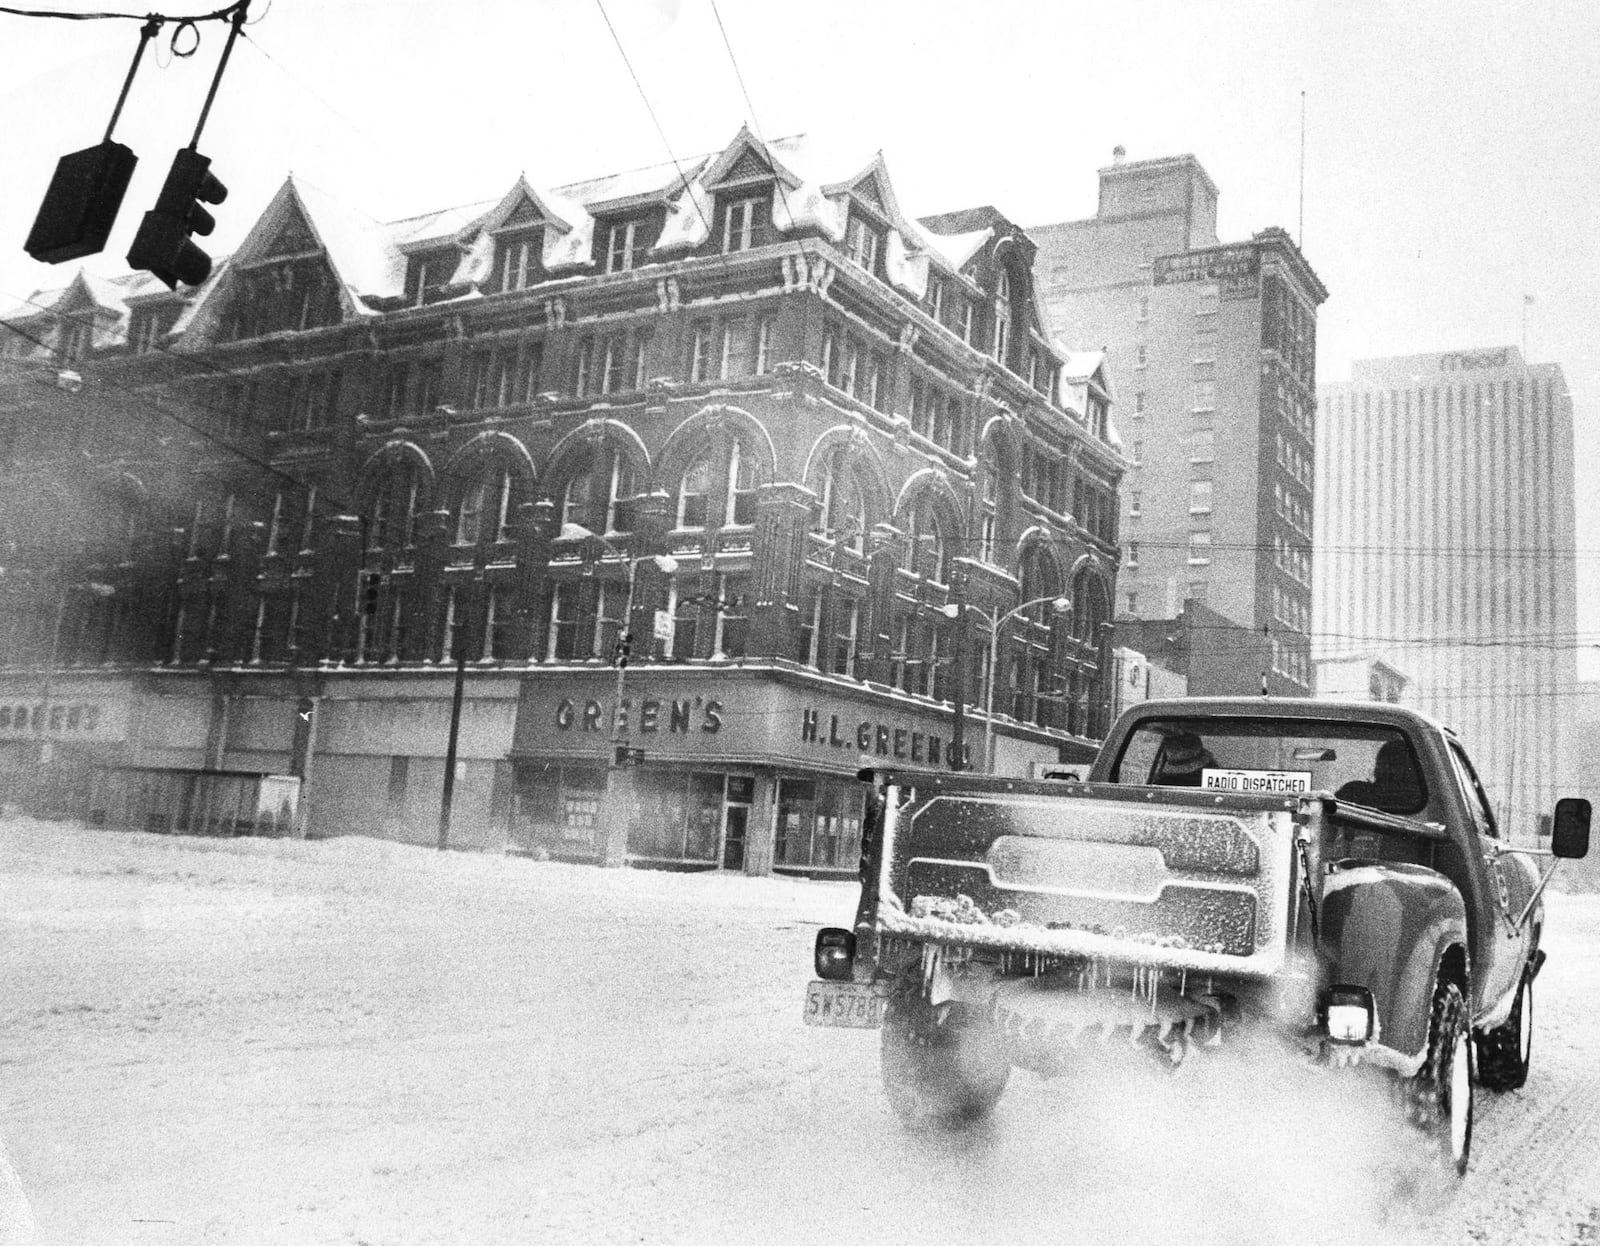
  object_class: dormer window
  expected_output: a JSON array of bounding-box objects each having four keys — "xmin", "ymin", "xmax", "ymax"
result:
[
  {"xmin": 411, "ymin": 251, "xmax": 456, "ymax": 307},
  {"xmin": 604, "ymin": 220, "xmax": 642, "ymax": 273},
  {"xmin": 498, "ymin": 233, "xmax": 540, "ymax": 292},
  {"xmin": 992, "ymin": 269, "xmax": 1011, "ymax": 364},
  {"xmin": 845, "ymin": 215, "xmax": 880, "ymax": 274},
  {"xmin": 721, "ymin": 193, "xmax": 769, "ymax": 253},
  {"xmin": 59, "ymin": 320, "xmax": 91, "ymax": 363},
  {"xmin": 130, "ymin": 308, "xmax": 171, "ymax": 354}
]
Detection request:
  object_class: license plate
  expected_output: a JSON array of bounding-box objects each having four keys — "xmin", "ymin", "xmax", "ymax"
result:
[{"xmin": 803, "ymin": 980, "xmax": 885, "ymax": 1028}]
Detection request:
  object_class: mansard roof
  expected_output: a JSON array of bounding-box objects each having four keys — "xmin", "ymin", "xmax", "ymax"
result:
[{"xmin": 35, "ymin": 126, "xmax": 1100, "ymax": 376}]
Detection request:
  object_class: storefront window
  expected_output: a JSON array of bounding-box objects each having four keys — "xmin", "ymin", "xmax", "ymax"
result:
[
  {"xmin": 629, "ymin": 770, "xmax": 728, "ymax": 865},
  {"xmin": 512, "ymin": 764, "xmax": 606, "ymax": 859},
  {"xmin": 775, "ymin": 777, "xmax": 863, "ymax": 871}
]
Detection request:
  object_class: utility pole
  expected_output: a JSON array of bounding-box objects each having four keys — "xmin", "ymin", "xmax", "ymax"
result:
[{"xmin": 437, "ymin": 573, "xmax": 483, "ymax": 851}]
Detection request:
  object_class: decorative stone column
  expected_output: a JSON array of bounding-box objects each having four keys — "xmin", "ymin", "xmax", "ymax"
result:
[
  {"xmin": 862, "ymin": 522, "xmax": 903, "ymax": 687},
  {"xmin": 513, "ymin": 498, "xmax": 554, "ymax": 661},
  {"xmin": 304, "ymin": 513, "xmax": 362, "ymax": 664},
  {"xmin": 407, "ymin": 508, "xmax": 453, "ymax": 663},
  {"xmin": 747, "ymin": 482, "xmax": 811, "ymax": 660}
]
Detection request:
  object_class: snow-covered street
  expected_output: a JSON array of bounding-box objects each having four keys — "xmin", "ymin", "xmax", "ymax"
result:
[{"xmin": 2, "ymin": 817, "xmax": 1597, "ymax": 1245}]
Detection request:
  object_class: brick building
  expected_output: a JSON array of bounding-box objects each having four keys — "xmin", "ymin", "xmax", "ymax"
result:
[{"xmin": 0, "ymin": 127, "xmax": 1123, "ymax": 874}]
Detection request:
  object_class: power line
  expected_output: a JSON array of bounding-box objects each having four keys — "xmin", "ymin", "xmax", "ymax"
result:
[
  {"xmin": 0, "ymin": 1, "xmax": 241, "ymax": 20},
  {"xmin": 592, "ymin": 0, "xmax": 717, "ymax": 247},
  {"xmin": 0, "ymin": 312, "xmax": 363, "ymax": 528}
]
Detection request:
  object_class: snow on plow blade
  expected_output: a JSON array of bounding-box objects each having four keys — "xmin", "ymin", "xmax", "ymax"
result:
[{"xmin": 874, "ymin": 789, "xmax": 1297, "ymax": 979}]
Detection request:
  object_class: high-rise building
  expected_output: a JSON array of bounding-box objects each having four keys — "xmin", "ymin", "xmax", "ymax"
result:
[
  {"xmin": 1032, "ymin": 152, "xmax": 1327, "ymax": 694},
  {"xmin": 1315, "ymin": 348, "xmax": 1579, "ymax": 840}
]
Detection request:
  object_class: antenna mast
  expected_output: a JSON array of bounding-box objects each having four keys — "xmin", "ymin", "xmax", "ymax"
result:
[{"xmin": 1298, "ymin": 91, "xmax": 1307, "ymax": 246}]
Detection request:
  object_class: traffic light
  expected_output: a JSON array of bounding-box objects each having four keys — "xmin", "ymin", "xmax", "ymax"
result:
[
  {"xmin": 24, "ymin": 141, "xmax": 139, "ymax": 264},
  {"xmin": 126, "ymin": 147, "xmax": 227, "ymax": 289},
  {"xmin": 612, "ymin": 629, "xmax": 633, "ymax": 669}
]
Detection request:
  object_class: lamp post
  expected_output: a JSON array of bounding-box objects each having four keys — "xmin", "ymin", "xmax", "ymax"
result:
[
  {"xmin": 947, "ymin": 593, "xmax": 1072, "ymax": 773},
  {"xmin": 437, "ymin": 569, "xmax": 483, "ymax": 851}
]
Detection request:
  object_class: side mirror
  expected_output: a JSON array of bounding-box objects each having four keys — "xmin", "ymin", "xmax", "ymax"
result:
[{"xmin": 1552, "ymin": 797, "xmax": 1591, "ymax": 860}]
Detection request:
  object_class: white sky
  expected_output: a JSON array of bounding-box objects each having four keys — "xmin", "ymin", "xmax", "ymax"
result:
[{"xmin": 1, "ymin": 0, "xmax": 1597, "ymax": 673}]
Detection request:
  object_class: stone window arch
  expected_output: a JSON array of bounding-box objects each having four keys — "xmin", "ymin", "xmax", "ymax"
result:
[
  {"xmin": 811, "ymin": 446, "xmax": 868, "ymax": 553},
  {"xmin": 561, "ymin": 441, "xmax": 638, "ymax": 536}
]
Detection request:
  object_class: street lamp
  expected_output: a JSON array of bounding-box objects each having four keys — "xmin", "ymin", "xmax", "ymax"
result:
[{"xmin": 946, "ymin": 593, "xmax": 1072, "ymax": 773}]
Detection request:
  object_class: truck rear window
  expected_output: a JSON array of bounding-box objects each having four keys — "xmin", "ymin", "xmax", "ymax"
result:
[{"xmin": 1108, "ymin": 718, "xmax": 1428, "ymax": 816}]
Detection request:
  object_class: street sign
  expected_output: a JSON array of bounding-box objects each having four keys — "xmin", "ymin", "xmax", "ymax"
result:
[{"xmin": 652, "ymin": 610, "xmax": 674, "ymax": 643}]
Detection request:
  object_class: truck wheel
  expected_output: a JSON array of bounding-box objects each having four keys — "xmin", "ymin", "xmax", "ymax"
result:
[
  {"xmin": 880, "ymin": 994, "xmax": 1009, "ymax": 1130},
  {"xmin": 1408, "ymin": 979, "xmax": 1473, "ymax": 1176},
  {"xmin": 1474, "ymin": 969, "xmax": 1532, "ymax": 1092}
]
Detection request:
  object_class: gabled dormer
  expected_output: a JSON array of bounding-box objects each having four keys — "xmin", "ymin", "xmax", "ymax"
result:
[
  {"xmin": 699, "ymin": 128, "xmax": 800, "ymax": 255},
  {"xmin": 469, "ymin": 178, "xmax": 586, "ymax": 292},
  {"xmin": 489, "ymin": 191, "xmax": 547, "ymax": 292},
  {"xmin": 827, "ymin": 157, "xmax": 902, "ymax": 281},
  {"xmin": 126, "ymin": 294, "xmax": 184, "ymax": 355},
  {"xmin": 175, "ymin": 182, "xmax": 358, "ymax": 346}
]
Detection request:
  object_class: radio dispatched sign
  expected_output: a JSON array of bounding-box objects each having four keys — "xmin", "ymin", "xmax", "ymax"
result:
[{"xmin": 1153, "ymin": 244, "xmax": 1259, "ymax": 296}]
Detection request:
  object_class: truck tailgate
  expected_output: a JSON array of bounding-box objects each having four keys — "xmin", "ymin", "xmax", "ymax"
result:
[{"xmin": 875, "ymin": 786, "xmax": 1298, "ymax": 978}]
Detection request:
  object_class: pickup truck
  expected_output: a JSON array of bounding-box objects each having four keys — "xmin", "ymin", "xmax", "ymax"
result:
[{"xmin": 804, "ymin": 697, "xmax": 1591, "ymax": 1175}]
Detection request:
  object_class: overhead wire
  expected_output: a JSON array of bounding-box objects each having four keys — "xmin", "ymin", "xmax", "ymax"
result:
[
  {"xmin": 591, "ymin": 0, "xmax": 720, "ymax": 253},
  {"xmin": 0, "ymin": 309, "xmax": 366, "ymax": 528},
  {"xmin": 0, "ymin": 1, "xmax": 242, "ymax": 19}
]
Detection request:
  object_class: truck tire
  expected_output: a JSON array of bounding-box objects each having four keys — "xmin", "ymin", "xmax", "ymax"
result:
[
  {"xmin": 1474, "ymin": 969, "xmax": 1532, "ymax": 1092},
  {"xmin": 1408, "ymin": 979, "xmax": 1474, "ymax": 1176},
  {"xmin": 880, "ymin": 993, "xmax": 1009, "ymax": 1130}
]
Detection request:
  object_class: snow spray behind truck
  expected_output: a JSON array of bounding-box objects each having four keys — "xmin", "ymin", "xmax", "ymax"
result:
[{"xmin": 804, "ymin": 698, "xmax": 1591, "ymax": 1175}]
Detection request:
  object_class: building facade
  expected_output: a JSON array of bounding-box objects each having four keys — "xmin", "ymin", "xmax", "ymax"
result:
[
  {"xmin": 1315, "ymin": 348, "xmax": 1579, "ymax": 841},
  {"xmin": 1030, "ymin": 151, "xmax": 1326, "ymax": 694},
  {"xmin": 0, "ymin": 127, "xmax": 1123, "ymax": 876}
]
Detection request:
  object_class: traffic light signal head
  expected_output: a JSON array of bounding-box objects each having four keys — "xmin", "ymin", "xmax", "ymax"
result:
[
  {"xmin": 25, "ymin": 141, "xmax": 138, "ymax": 264},
  {"xmin": 126, "ymin": 148, "xmax": 227, "ymax": 289}
]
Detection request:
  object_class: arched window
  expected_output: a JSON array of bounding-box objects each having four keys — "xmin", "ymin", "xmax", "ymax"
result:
[
  {"xmin": 453, "ymin": 462, "xmax": 520, "ymax": 548},
  {"xmin": 1072, "ymin": 566, "xmax": 1113, "ymax": 737},
  {"xmin": 723, "ymin": 441, "xmax": 757, "ymax": 526},
  {"xmin": 813, "ymin": 449, "xmax": 865, "ymax": 552},
  {"xmin": 1019, "ymin": 545, "xmax": 1062, "ymax": 622},
  {"xmin": 903, "ymin": 500, "xmax": 948, "ymax": 585},
  {"xmin": 992, "ymin": 269, "xmax": 1011, "ymax": 364},
  {"xmin": 976, "ymin": 448, "xmax": 999, "ymax": 564},
  {"xmin": 365, "ymin": 461, "xmax": 423, "ymax": 554},
  {"xmin": 677, "ymin": 451, "xmax": 712, "ymax": 530},
  {"xmin": 563, "ymin": 444, "xmax": 636, "ymax": 535}
]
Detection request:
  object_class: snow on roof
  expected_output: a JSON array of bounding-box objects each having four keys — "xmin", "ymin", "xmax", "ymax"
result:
[
  {"xmin": 558, "ymin": 154, "xmax": 707, "ymax": 211},
  {"xmin": 1061, "ymin": 349, "xmax": 1106, "ymax": 380},
  {"xmin": 910, "ymin": 223, "xmax": 993, "ymax": 273},
  {"xmin": 39, "ymin": 126, "xmax": 1045, "ymax": 340},
  {"xmin": 291, "ymin": 177, "xmax": 407, "ymax": 304}
]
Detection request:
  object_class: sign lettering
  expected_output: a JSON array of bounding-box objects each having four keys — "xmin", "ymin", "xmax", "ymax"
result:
[
  {"xmin": 555, "ymin": 696, "xmax": 721, "ymax": 736},
  {"xmin": 1153, "ymin": 244, "xmax": 1258, "ymax": 287},
  {"xmin": 798, "ymin": 707, "xmax": 968, "ymax": 768},
  {"xmin": 0, "ymin": 701, "xmax": 105, "ymax": 738},
  {"xmin": 1439, "ymin": 349, "xmax": 1510, "ymax": 372}
]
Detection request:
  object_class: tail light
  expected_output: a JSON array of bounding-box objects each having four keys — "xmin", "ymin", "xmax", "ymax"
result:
[{"xmin": 814, "ymin": 928, "xmax": 856, "ymax": 981}]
